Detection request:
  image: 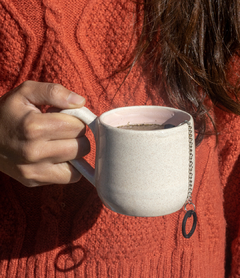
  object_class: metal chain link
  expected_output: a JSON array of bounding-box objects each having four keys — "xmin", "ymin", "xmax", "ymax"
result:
[
  {"xmin": 179, "ymin": 120, "xmax": 195, "ymax": 211},
  {"xmin": 181, "ymin": 119, "xmax": 197, "ymax": 238},
  {"xmin": 186, "ymin": 120, "xmax": 194, "ymax": 205}
]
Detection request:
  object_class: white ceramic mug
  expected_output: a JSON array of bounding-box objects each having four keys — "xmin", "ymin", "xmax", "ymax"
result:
[{"xmin": 61, "ymin": 106, "xmax": 195, "ymax": 217}]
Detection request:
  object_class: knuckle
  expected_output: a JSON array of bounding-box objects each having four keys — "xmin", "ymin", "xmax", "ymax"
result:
[
  {"xmin": 19, "ymin": 80, "xmax": 33, "ymax": 94},
  {"xmin": 21, "ymin": 143, "xmax": 41, "ymax": 163},
  {"xmin": 47, "ymin": 83, "xmax": 63, "ymax": 99},
  {"xmin": 17, "ymin": 165, "xmax": 40, "ymax": 187},
  {"xmin": 22, "ymin": 113, "xmax": 42, "ymax": 140}
]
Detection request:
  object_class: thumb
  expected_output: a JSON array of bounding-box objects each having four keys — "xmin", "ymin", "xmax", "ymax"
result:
[{"xmin": 20, "ymin": 81, "xmax": 86, "ymax": 109}]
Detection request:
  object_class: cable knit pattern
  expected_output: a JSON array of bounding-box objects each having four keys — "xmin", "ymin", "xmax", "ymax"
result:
[{"xmin": 0, "ymin": 0, "xmax": 240, "ymax": 277}]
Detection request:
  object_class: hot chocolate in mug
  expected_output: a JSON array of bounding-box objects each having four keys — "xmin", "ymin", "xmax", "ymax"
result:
[{"xmin": 61, "ymin": 106, "xmax": 195, "ymax": 218}]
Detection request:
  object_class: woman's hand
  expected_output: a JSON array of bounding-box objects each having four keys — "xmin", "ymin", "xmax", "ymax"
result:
[{"xmin": 0, "ymin": 81, "xmax": 90, "ymax": 187}]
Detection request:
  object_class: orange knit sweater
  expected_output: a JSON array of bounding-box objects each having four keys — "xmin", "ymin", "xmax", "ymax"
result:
[{"xmin": 0, "ymin": 0, "xmax": 240, "ymax": 277}]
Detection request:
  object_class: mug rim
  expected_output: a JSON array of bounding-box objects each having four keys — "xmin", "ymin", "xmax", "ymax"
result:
[{"xmin": 99, "ymin": 105, "xmax": 193, "ymax": 132}]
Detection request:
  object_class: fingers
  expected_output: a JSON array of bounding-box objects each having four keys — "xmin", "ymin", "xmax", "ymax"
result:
[
  {"xmin": 18, "ymin": 81, "xmax": 86, "ymax": 109},
  {"xmin": 48, "ymin": 137, "xmax": 91, "ymax": 163},
  {"xmin": 0, "ymin": 80, "xmax": 90, "ymax": 187},
  {"xmin": 21, "ymin": 137, "xmax": 90, "ymax": 164},
  {"xmin": 18, "ymin": 162, "xmax": 83, "ymax": 187},
  {"xmin": 22, "ymin": 111, "xmax": 87, "ymax": 141}
]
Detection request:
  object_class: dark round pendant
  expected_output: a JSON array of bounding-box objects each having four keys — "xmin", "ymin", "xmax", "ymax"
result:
[{"xmin": 182, "ymin": 210, "xmax": 197, "ymax": 238}]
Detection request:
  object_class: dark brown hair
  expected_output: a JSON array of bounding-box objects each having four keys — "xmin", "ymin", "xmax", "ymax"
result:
[{"xmin": 132, "ymin": 0, "xmax": 240, "ymax": 144}]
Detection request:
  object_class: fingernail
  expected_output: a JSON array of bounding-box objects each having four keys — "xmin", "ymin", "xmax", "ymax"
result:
[{"xmin": 67, "ymin": 92, "xmax": 85, "ymax": 105}]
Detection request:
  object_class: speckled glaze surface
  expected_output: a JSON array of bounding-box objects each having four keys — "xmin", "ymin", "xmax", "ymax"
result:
[{"xmin": 61, "ymin": 106, "xmax": 195, "ymax": 217}]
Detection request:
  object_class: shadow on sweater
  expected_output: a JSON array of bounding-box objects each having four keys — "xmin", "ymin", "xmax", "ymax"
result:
[
  {"xmin": 0, "ymin": 174, "xmax": 102, "ymax": 267},
  {"xmin": 224, "ymin": 155, "xmax": 240, "ymax": 277}
]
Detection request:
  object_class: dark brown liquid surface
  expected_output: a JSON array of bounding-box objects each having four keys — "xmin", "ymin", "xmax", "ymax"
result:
[{"xmin": 117, "ymin": 123, "xmax": 164, "ymax": 130}]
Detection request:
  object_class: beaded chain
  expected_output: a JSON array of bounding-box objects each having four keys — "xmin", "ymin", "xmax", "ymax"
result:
[{"xmin": 181, "ymin": 120, "xmax": 197, "ymax": 239}]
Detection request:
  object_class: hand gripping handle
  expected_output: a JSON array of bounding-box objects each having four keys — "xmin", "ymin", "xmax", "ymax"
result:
[{"xmin": 60, "ymin": 107, "xmax": 97, "ymax": 186}]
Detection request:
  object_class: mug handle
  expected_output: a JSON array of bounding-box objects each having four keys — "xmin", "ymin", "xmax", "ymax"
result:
[{"xmin": 60, "ymin": 107, "xmax": 97, "ymax": 186}]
